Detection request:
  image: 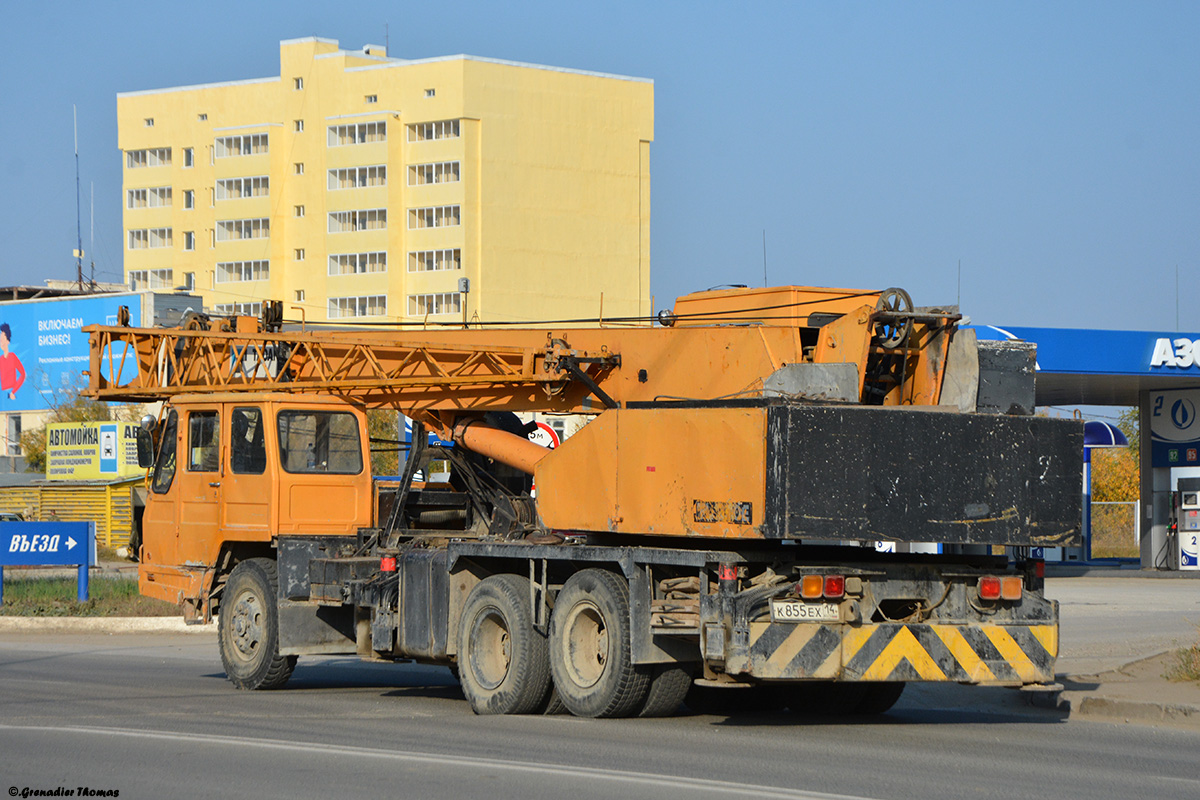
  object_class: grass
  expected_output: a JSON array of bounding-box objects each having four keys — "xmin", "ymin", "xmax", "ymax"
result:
[
  {"xmin": 1166, "ymin": 628, "xmax": 1200, "ymax": 684},
  {"xmin": 0, "ymin": 574, "xmax": 178, "ymax": 617}
]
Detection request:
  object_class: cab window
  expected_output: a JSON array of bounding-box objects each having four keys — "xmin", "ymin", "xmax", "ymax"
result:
[
  {"xmin": 188, "ymin": 411, "xmax": 220, "ymax": 472},
  {"xmin": 151, "ymin": 410, "xmax": 179, "ymax": 494},
  {"xmin": 277, "ymin": 411, "xmax": 362, "ymax": 474},
  {"xmin": 231, "ymin": 407, "xmax": 266, "ymax": 474}
]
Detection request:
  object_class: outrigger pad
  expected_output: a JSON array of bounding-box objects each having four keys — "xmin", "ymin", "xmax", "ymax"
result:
[{"xmin": 764, "ymin": 404, "xmax": 1083, "ymax": 547}]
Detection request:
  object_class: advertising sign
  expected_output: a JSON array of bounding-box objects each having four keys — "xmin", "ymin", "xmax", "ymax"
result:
[
  {"xmin": 45, "ymin": 421, "xmax": 146, "ymax": 480},
  {"xmin": 1150, "ymin": 389, "xmax": 1200, "ymax": 468},
  {"xmin": 0, "ymin": 294, "xmax": 142, "ymax": 412}
]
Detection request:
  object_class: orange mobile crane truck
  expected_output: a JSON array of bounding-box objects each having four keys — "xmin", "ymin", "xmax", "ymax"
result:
[{"xmin": 86, "ymin": 285, "xmax": 1081, "ymax": 718}]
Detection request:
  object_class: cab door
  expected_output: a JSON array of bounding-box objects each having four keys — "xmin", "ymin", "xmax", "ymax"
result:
[
  {"xmin": 220, "ymin": 405, "xmax": 273, "ymax": 539},
  {"xmin": 176, "ymin": 404, "xmax": 222, "ymax": 564},
  {"xmin": 141, "ymin": 409, "xmax": 180, "ymax": 566}
]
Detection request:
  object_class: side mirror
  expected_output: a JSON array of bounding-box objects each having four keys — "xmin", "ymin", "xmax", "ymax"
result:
[{"xmin": 136, "ymin": 428, "xmax": 155, "ymax": 469}]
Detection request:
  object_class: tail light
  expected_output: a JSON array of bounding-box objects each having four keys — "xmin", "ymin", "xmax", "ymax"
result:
[
  {"xmin": 799, "ymin": 574, "xmax": 823, "ymax": 598},
  {"xmin": 823, "ymin": 575, "xmax": 845, "ymax": 599},
  {"xmin": 978, "ymin": 576, "xmax": 1001, "ymax": 600},
  {"xmin": 380, "ymin": 556, "xmax": 397, "ymax": 572},
  {"xmin": 978, "ymin": 575, "xmax": 1023, "ymax": 601}
]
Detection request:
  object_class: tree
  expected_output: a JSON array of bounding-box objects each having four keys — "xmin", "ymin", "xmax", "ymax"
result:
[
  {"xmin": 20, "ymin": 390, "xmax": 139, "ymax": 474},
  {"xmin": 1090, "ymin": 407, "xmax": 1140, "ymax": 502},
  {"xmin": 366, "ymin": 409, "xmax": 401, "ymax": 477}
]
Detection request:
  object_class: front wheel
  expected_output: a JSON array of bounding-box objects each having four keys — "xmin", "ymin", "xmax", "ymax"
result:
[{"xmin": 218, "ymin": 558, "xmax": 296, "ymax": 690}]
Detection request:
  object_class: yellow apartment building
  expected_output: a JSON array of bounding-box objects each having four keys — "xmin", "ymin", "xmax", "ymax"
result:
[{"xmin": 116, "ymin": 37, "xmax": 653, "ymax": 324}]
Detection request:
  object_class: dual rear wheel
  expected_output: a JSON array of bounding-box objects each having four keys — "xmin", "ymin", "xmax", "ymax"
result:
[{"xmin": 457, "ymin": 568, "xmax": 693, "ymax": 718}]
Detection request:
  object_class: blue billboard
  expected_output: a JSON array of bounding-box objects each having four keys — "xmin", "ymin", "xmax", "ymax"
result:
[{"xmin": 0, "ymin": 294, "xmax": 142, "ymax": 412}]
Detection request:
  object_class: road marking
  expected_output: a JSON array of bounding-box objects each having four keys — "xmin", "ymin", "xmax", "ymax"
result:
[{"xmin": 0, "ymin": 723, "xmax": 876, "ymax": 800}]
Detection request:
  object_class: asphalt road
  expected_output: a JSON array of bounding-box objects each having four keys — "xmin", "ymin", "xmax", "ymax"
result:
[{"xmin": 2, "ymin": 625, "xmax": 1199, "ymax": 800}]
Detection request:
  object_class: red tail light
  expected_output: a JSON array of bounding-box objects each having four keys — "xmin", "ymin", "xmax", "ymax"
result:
[
  {"xmin": 380, "ymin": 556, "xmax": 397, "ymax": 572},
  {"xmin": 823, "ymin": 575, "xmax": 845, "ymax": 599},
  {"xmin": 978, "ymin": 576, "xmax": 1001, "ymax": 600}
]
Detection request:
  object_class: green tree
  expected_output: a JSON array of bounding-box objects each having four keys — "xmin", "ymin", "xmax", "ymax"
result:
[
  {"xmin": 20, "ymin": 391, "xmax": 138, "ymax": 474},
  {"xmin": 367, "ymin": 409, "xmax": 401, "ymax": 477}
]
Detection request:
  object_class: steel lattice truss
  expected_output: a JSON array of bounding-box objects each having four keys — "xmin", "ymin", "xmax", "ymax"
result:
[{"xmin": 85, "ymin": 326, "xmax": 590, "ymax": 411}]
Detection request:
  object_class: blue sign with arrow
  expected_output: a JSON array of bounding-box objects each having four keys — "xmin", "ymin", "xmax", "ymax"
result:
[{"xmin": 0, "ymin": 521, "xmax": 94, "ymax": 602}]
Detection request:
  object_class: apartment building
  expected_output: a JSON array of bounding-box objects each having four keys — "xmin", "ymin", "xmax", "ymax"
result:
[{"xmin": 117, "ymin": 37, "xmax": 654, "ymax": 324}]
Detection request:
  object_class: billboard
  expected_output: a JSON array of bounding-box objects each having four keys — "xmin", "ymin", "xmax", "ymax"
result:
[
  {"xmin": 45, "ymin": 421, "xmax": 146, "ymax": 480},
  {"xmin": 0, "ymin": 294, "xmax": 142, "ymax": 412}
]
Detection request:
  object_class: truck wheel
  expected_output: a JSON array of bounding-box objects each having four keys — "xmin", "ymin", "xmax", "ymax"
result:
[
  {"xmin": 549, "ymin": 568, "xmax": 650, "ymax": 718},
  {"xmin": 458, "ymin": 574, "xmax": 552, "ymax": 715},
  {"xmin": 855, "ymin": 682, "xmax": 905, "ymax": 714},
  {"xmin": 637, "ymin": 663, "xmax": 695, "ymax": 717},
  {"xmin": 218, "ymin": 558, "xmax": 296, "ymax": 690}
]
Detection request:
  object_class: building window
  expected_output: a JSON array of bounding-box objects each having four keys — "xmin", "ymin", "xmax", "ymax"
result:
[
  {"xmin": 184, "ymin": 190, "xmax": 195, "ymax": 209},
  {"xmin": 329, "ymin": 252, "xmax": 387, "ymax": 275},
  {"xmin": 215, "ymin": 302, "xmax": 263, "ymax": 316},
  {"xmin": 408, "ymin": 205, "xmax": 460, "ymax": 229},
  {"xmin": 294, "ymin": 119, "xmax": 304, "ymax": 132},
  {"xmin": 197, "ymin": 113, "xmax": 207, "ymax": 122},
  {"xmin": 127, "ymin": 228, "xmax": 173, "ymax": 249},
  {"xmin": 408, "ymin": 248, "xmax": 461, "ymax": 272},
  {"xmin": 127, "ymin": 187, "xmax": 172, "ymax": 209},
  {"xmin": 407, "ymin": 120, "xmax": 460, "ymax": 142},
  {"xmin": 294, "ymin": 205, "xmax": 305, "ymax": 217},
  {"xmin": 214, "ymin": 133, "xmax": 268, "ymax": 158},
  {"xmin": 216, "ymin": 260, "xmax": 269, "ymax": 282},
  {"xmin": 327, "ymin": 121, "xmax": 386, "ymax": 146},
  {"xmin": 183, "ymin": 231, "xmax": 195, "ymax": 251},
  {"xmin": 407, "ymin": 292, "xmax": 462, "ymax": 316},
  {"xmin": 327, "ymin": 165, "xmax": 386, "ymax": 190},
  {"xmin": 215, "ymin": 218, "xmax": 269, "ymax": 241},
  {"xmin": 328, "ymin": 209, "xmax": 386, "ymax": 233},
  {"xmin": 7, "ymin": 415, "xmax": 21, "ymax": 457},
  {"xmin": 329, "ymin": 295, "xmax": 386, "ymax": 318},
  {"xmin": 183, "ymin": 147, "xmax": 194, "ymax": 168},
  {"xmin": 294, "ymin": 162, "xmax": 304, "ymax": 175},
  {"xmin": 294, "ymin": 248, "xmax": 305, "ymax": 261},
  {"xmin": 144, "ymin": 118, "xmax": 154, "ymax": 127},
  {"xmin": 183, "ymin": 272, "xmax": 196, "ymax": 290},
  {"xmin": 424, "ymin": 88, "xmax": 435, "ymax": 98},
  {"xmin": 408, "ymin": 161, "xmax": 460, "ymax": 186},
  {"xmin": 295, "ymin": 290, "xmax": 305, "ymax": 302},
  {"xmin": 293, "ymin": 77, "xmax": 303, "ymax": 90},
  {"xmin": 128, "ymin": 269, "xmax": 173, "ymax": 289},
  {"xmin": 365, "ymin": 94, "xmax": 378, "ymax": 104},
  {"xmin": 126, "ymin": 148, "xmax": 171, "ymax": 168},
  {"xmin": 214, "ymin": 176, "xmax": 269, "ymax": 200}
]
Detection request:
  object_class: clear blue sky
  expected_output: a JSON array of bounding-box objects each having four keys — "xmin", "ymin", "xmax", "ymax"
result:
[{"xmin": 1, "ymin": 0, "xmax": 1196, "ymax": 330}]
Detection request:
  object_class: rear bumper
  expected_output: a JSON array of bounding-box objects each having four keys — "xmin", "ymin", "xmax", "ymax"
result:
[{"xmin": 716, "ymin": 621, "xmax": 1057, "ymax": 684}]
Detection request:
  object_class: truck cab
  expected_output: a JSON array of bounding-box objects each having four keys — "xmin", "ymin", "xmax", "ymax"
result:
[{"xmin": 139, "ymin": 393, "xmax": 372, "ymax": 620}]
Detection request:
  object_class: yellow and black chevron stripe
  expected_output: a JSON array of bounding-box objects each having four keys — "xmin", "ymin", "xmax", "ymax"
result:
[{"xmin": 742, "ymin": 622, "xmax": 1057, "ymax": 684}]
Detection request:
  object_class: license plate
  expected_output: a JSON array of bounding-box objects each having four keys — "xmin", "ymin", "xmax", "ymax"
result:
[{"xmin": 770, "ymin": 599, "xmax": 840, "ymax": 623}]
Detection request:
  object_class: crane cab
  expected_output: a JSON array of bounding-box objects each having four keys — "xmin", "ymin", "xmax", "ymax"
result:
[{"xmin": 138, "ymin": 392, "xmax": 372, "ymax": 618}]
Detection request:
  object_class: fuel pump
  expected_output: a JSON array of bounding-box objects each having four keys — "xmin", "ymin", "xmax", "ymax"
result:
[{"xmin": 1169, "ymin": 477, "xmax": 1200, "ymax": 570}]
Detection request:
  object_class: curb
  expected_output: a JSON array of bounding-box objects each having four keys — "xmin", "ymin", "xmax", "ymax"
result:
[
  {"xmin": 1070, "ymin": 695, "xmax": 1200, "ymax": 725},
  {"xmin": 0, "ymin": 616, "xmax": 215, "ymax": 634}
]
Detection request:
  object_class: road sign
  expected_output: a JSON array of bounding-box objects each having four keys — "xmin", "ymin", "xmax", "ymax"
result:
[
  {"xmin": 528, "ymin": 422, "xmax": 560, "ymax": 449},
  {"xmin": 0, "ymin": 521, "xmax": 94, "ymax": 602}
]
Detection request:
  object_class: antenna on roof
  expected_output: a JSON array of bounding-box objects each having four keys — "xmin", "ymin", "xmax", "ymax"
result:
[{"xmin": 74, "ymin": 105, "xmax": 84, "ymax": 292}]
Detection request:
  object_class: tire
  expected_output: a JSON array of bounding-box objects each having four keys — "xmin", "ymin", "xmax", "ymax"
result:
[
  {"xmin": 549, "ymin": 569, "xmax": 650, "ymax": 718},
  {"xmin": 855, "ymin": 682, "xmax": 905, "ymax": 715},
  {"xmin": 458, "ymin": 574, "xmax": 553, "ymax": 715},
  {"xmin": 218, "ymin": 558, "xmax": 296, "ymax": 690},
  {"xmin": 637, "ymin": 664, "xmax": 695, "ymax": 717}
]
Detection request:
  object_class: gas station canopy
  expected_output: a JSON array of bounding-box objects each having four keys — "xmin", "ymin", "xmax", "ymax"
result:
[{"xmin": 974, "ymin": 326, "xmax": 1200, "ymax": 406}]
